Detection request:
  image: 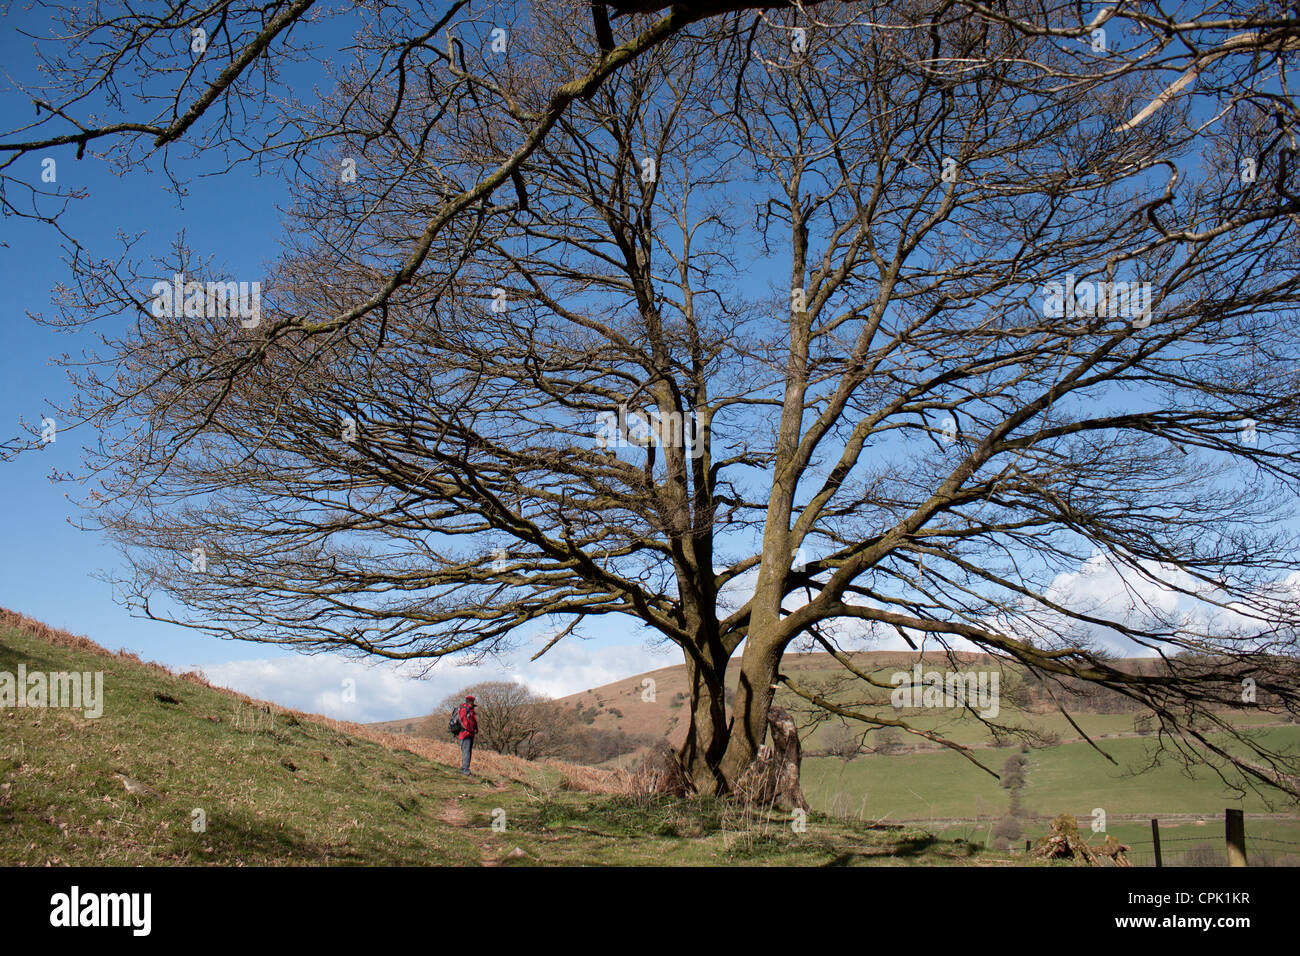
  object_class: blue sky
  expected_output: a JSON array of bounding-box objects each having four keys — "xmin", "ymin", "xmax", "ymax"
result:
[
  {"xmin": 0, "ymin": 8, "xmax": 685, "ymax": 721},
  {"xmin": 2, "ymin": 5, "xmax": 1272, "ymax": 724}
]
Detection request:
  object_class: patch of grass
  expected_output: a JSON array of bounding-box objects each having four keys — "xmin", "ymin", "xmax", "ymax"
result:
[{"xmin": 468, "ymin": 787, "xmax": 1008, "ymax": 866}]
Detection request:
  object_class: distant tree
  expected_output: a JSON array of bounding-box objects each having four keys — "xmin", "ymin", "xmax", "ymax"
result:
[
  {"xmin": 825, "ymin": 723, "xmax": 862, "ymax": 761},
  {"xmin": 991, "ymin": 814, "xmax": 1023, "ymax": 851},
  {"xmin": 1000, "ymin": 754, "xmax": 1027, "ymax": 790},
  {"xmin": 437, "ymin": 681, "xmax": 572, "ymax": 760},
  {"xmin": 872, "ymin": 727, "xmax": 905, "ymax": 756}
]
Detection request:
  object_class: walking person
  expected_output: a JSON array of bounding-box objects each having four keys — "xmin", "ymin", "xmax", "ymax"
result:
[{"xmin": 457, "ymin": 694, "xmax": 478, "ymax": 776}]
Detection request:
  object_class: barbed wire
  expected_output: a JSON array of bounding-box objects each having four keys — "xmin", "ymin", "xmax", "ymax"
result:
[{"xmin": 1249, "ymin": 835, "xmax": 1300, "ymax": 847}]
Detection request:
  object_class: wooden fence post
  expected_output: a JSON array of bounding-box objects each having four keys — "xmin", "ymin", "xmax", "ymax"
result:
[
  {"xmin": 1225, "ymin": 808, "xmax": 1247, "ymax": 867},
  {"xmin": 1151, "ymin": 818, "xmax": 1163, "ymax": 868}
]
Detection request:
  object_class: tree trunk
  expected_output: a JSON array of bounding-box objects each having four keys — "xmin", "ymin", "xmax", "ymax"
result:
[
  {"xmin": 677, "ymin": 647, "xmax": 730, "ymax": 794},
  {"xmin": 717, "ymin": 631, "xmax": 782, "ymax": 787}
]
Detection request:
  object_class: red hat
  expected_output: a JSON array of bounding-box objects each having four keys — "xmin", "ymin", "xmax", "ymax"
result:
[{"xmin": 465, "ymin": 694, "xmax": 476, "ymax": 702}]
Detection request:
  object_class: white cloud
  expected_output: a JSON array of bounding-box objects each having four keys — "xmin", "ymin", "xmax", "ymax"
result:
[
  {"xmin": 200, "ymin": 633, "xmax": 674, "ymax": 723},
  {"xmin": 724, "ymin": 548, "xmax": 1300, "ymax": 657},
  {"xmin": 487, "ymin": 637, "xmax": 675, "ymax": 700},
  {"xmin": 1025, "ymin": 551, "xmax": 1293, "ymax": 655}
]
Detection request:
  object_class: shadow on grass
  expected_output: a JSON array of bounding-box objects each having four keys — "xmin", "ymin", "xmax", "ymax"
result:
[
  {"xmin": 0, "ymin": 639, "xmax": 69, "ymax": 676},
  {"xmin": 820, "ymin": 833, "xmax": 949, "ymax": 866},
  {"xmin": 172, "ymin": 809, "xmax": 352, "ymax": 865}
]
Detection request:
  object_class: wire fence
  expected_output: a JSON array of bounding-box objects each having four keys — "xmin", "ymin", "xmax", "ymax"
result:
[
  {"xmin": 834, "ymin": 801, "xmax": 1300, "ymax": 865},
  {"xmin": 986, "ymin": 812, "xmax": 1300, "ymax": 865},
  {"xmin": 1124, "ymin": 834, "xmax": 1224, "ymax": 867},
  {"xmin": 1119, "ymin": 823, "xmax": 1300, "ymax": 867}
]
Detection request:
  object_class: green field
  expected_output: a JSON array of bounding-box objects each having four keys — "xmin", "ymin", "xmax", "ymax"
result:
[
  {"xmin": 804, "ymin": 725, "xmax": 1300, "ymax": 820},
  {"xmin": 763, "ymin": 657, "xmax": 1300, "ymax": 863},
  {"xmin": 803, "ymin": 728, "xmax": 1300, "ymax": 863}
]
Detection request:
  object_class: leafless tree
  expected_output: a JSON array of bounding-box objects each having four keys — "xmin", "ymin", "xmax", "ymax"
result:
[
  {"xmin": 6, "ymin": 1, "xmax": 1300, "ymax": 802},
  {"xmin": 824, "ymin": 723, "xmax": 863, "ymax": 760},
  {"xmin": 437, "ymin": 682, "xmax": 570, "ymax": 759}
]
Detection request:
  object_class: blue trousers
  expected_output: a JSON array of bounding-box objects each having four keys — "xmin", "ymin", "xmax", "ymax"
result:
[{"xmin": 460, "ymin": 735, "xmax": 474, "ymax": 774}]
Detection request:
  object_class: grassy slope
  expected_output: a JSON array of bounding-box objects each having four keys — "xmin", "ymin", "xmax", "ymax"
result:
[{"xmin": 0, "ymin": 614, "xmax": 1017, "ymax": 867}]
